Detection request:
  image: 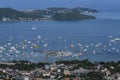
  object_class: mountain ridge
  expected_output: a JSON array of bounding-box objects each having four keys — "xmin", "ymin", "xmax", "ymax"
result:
[{"xmin": 0, "ymin": 7, "xmax": 97, "ymax": 21}]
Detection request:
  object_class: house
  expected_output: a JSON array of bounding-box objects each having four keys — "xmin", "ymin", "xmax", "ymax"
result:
[
  {"xmin": 72, "ymin": 68, "xmax": 92, "ymax": 74},
  {"xmin": 64, "ymin": 69, "xmax": 71, "ymax": 75},
  {"xmin": 42, "ymin": 72, "xmax": 50, "ymax": 77}
]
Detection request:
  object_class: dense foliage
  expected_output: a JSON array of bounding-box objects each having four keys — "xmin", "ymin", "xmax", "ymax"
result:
[
  {"xmin": 56, "ymin": 59, "xmax": 95, "ymax": 69},
  {"xmin": 0, "ymin": 7, "xmax": 97, "ymax": 21},
  {"xmin": 51, "ymin": 12, "xmax": 96, "ymax": 21},
  {"xmin": 80, "ymin": 71, "xmax": 106, "ymax": 80},
  {"xmin": 0, "ymin": 60, "xmax": 48, "ymax": 71},
  {"xmin": 0, "ymin": 8, "xmax": 43, "ymax": 20},
  {"xmin": 99, "ymin": 61, "xmax": 120, "ymax": 74}
]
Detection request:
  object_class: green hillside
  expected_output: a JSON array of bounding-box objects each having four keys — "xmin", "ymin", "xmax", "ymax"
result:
[
  {"xmin": 51, "ymin": 12, "xmax": 96, "ymax": 21},
  {"xmin": 0, "ymin": 8, "xmax": 43, "ymax": 21}
]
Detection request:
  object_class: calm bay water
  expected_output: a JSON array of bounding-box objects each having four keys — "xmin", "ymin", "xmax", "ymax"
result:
[
  {"xmin": 0, "ymin": 17, "xmax": 120, "ymax": 62},
  {"xmin": 0, "ymin": 0, "xmax": 120, "ymax": 62}
]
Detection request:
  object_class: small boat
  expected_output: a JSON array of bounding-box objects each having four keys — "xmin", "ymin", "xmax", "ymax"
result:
[{"xmin": 32, "ymin": 27, "xmax": 37, "ymax": 30}]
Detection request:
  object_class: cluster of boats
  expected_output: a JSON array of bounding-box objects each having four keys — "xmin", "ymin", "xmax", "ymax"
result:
[{"xmin": 0, "ymin": 34, "xmax": 120, "ymax": 62}]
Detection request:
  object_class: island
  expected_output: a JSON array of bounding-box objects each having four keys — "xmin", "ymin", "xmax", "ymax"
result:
[{"xmin": 0, "ymin": 7, "xmax": 98, "ymax": 21}]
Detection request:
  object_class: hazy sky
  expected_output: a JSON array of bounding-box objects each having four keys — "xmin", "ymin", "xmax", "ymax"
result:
[{"xmin": 0, "ymin": 0, "xmax": 120, "ymax": 11}]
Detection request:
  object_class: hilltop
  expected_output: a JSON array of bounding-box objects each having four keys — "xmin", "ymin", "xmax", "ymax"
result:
[
  {"xmin": 25, "ymin": 7, "xmax": 97, "ymax": 21},
  {"xmin": 51, "ymin": 12, "xmax": 96, "ymax": 21},
  {"xmin": 0, "ymin": 7, "xmax": 97, "ymax": 21},
  {"xmin": 0, "ymin": 8, "xmax": 44, "ymax": 21},
  {"xmin": 24, "ymin": 7, "xmax": 97, "ymax": 16}
]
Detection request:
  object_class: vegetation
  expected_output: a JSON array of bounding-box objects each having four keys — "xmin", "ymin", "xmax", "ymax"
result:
[
  {"xmin": 51, "ymin": 12, "xmax": 96, "ymax": 21},
  {"xmin": 56, "ymin": 59, "xmax": 95, "ymax": 69},
  {"xmin": 0, "ymin": 7, "xmax": 97, "ymax": 21},
  {"xmin": 99, "ymin": 61, "xmax": 120, "ymax": 74},
  {"xmin": 0, "ymin": 60, "xmax": 120, "ymax": 79},
  {"xmin": 0, "ymin": 59, "xmax": 119, "ymax": 73},
  {"xmin": 0, "ymin": 60, "xmax": 49, "ymax": 71},
  {"xmin": 0, "ymin": 8, "xmax": 43, "ymax": 21},
  {"xmin": 80, "ymin": 71, "xmax": 106, "ymax": 80},
  {"xmin": 26, "ymin": 7, "xmax": 97, "ymax": 17}
]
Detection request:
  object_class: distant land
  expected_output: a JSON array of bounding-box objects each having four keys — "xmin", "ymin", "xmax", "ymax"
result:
[
  {"xmin": 0, "ymin": 8, "xmax": 44, "ymax": 21},
  {"xmin": 0, "ymin": 7, "xmax": 97, "ymax": 21}
]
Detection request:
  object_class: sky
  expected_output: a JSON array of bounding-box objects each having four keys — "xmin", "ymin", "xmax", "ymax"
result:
[{"xmin": 0, "ymin": 0, "xmax": 120, "ymax": 12}]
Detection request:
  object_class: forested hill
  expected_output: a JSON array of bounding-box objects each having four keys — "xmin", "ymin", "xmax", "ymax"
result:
[
  {"xmin": 51, "ymin": 12, "xmax": 96, "ymax": 21},
  {"xmin": 0, "ymin": 7, "xmax": 97, "ymax": 21},
  {"xmin": 0, "ymin": 8, "xmax": 43, "ymax": 21}
]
